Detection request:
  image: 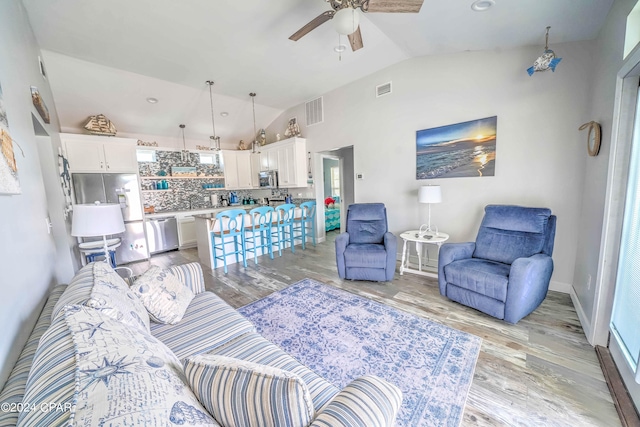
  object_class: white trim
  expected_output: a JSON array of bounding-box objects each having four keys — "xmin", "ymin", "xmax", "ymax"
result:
[
  {"xmin": 549, "ymin": 280, "xmax": 571, "ymax": 294},
  {"xmin": 571, "ymin": 285, "xmax": 593, "ymax": 341}
]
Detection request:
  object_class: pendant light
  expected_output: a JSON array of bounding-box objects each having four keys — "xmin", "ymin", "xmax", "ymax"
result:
[
  {"xmin": 250, "ymin": 92, "xmax": 259, "ymax": 153},
  {"xmin": 179, "ymin": 124, "xmax": 188, "ymax": 162},
  {"xmin": 206, "ymin": 80, "xmax": 221, "ymax": 151}
]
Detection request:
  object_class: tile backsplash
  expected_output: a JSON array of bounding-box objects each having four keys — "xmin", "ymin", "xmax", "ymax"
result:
[{"xmin": 139, "ymin": 149, "xmax": 310, "ymax": 213}]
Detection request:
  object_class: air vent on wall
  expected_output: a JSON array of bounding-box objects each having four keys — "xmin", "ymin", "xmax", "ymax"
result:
[
  {"xmin": 305, "ymin": 96, "xmax": 324, "ymax": 126},
  {"xmin": 376, "ymin": 82, "xmax": 392, "ymax": 98}
]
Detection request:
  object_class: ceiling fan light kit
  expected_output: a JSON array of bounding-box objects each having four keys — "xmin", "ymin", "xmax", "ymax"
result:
[
  {"xmin": 289, "ymin": 0, "xmax": 424, "ymax": 52},
  {"xmin": 333, "ymin": 8, "xmax": 360, "ymax": 35}
]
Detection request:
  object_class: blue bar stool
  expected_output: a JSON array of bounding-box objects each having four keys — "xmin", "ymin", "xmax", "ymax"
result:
[
  {"xmin": 293, "ymin": 201, "xmax": 316, "ymax": 249},
  {"xmin": 245, "ymin": 206, "xmax": 275, "ymax": 264},
  {"xmin": 211, "ymin": 209, "xmax": 247, "ymax": 273},
  {"xmin": 273, "ymin": 204, "xmax": 296, "ymax": 256}
]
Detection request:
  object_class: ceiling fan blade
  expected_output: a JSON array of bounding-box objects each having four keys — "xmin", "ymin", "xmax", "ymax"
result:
[
  {"xmin": 366, "ymin": 0, "xmax": 424, "ymax": 13},
  {"xmin": 348, "ymin": 27, "xmax": 363, "ymax": 51},
  {"xmin": 289, "ymin": 10, "xmax": 335, "ymax": 41}
]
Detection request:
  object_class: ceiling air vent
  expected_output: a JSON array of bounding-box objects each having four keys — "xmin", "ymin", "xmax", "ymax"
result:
[
  {"xmin": 305, "ymin": 96, "xmax": 324, "ymax": 126},
  {"xmin": 376, "ymin": 82, "xmax": 392, "ymax": 98}
]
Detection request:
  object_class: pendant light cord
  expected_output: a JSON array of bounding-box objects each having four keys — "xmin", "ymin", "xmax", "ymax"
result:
[
  {"xmin": 206, "ymin": 81, "xmax": 220, "ymax": 150},
  {"xmin": 250, "ymin": 93, "xmax": 257, "ymax": 153},
  {"xmin": 179, "ymin": 124, "xmax": 187, "ymax": 161}
]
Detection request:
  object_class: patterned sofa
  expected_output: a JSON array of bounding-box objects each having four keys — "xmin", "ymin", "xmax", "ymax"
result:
[{"xmin": 0, "ymin": 262, "xmax": 401, "ymax": 427}]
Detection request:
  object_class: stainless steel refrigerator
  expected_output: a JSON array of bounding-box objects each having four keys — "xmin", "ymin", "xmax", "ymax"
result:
[{"xmin": 72, "ymin": 173, "xmax": 149, "ymax": 264}]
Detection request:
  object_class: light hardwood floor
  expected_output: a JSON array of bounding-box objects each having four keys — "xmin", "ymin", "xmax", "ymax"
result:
[{"xmin": 130, "ymin": 234, "xmax": 620, "ymax": 427}]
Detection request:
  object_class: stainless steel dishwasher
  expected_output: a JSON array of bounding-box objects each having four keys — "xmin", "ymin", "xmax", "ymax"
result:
[{"xmin": 145, "ymin": 217, "xmax": 179, "ymax": 254}]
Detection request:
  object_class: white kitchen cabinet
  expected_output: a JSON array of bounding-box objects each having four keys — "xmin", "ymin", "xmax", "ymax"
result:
[
  {"xmin": 259, "ymin": 150, "xmax": 278, "ymax": 171},
  {"xmin": 177, "ymin": 215, "xmax": 197, "ymax": 248},
  {"xmin": 62, "ymin": 134, "xmax": 137, "ymax": 173},
  {"xmin": 222, "ymin": 150, "xmax": 253, "ymax": 189},
  {"xmin": 256, "ymin": 137, "xmax": 307, "ymax": 188}
]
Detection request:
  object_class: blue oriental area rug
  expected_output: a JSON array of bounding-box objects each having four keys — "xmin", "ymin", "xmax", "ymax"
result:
[{"xmin": 238, "ymin": 279, "xmax": 482, "ymax": 427}]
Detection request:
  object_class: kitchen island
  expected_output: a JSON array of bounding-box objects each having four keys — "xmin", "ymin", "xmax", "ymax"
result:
[
  {"xmin": 194, "ymin": 206, "xmax": 255, "ymax": 269},
  {"xmin": 194, "ymin": 204, "xmax": 307, "ymax": 270}
]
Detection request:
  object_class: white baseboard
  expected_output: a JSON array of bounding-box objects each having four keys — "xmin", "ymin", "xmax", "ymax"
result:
[
  {"xmin": 570, "ymin": 285, "xmax": 594, "ymax": 345},
  {"xmin": 549, "ymin": 280, "xmax": 571, "ymax": 294}
]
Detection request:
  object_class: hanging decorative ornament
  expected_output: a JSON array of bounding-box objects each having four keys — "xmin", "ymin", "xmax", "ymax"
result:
[
  {"xmin": 206, "ymin": 80, "xmax": 221, "ymax": 151},
  {"xmin": 527, "ymin": 26, "xmax": 562, "ymax": 76}
]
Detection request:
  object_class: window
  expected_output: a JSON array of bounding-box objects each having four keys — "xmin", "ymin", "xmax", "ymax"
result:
[
  {"xmin": 330, "ymin": 166, "xmax": 340, "ymax": 198},
  {"xmin": 199, "ymin": 153, "xmax": 217, "ymax": 165},
  {"xmin": 136, "ymin": 149, "xmax": 156, "ymax": 163}
]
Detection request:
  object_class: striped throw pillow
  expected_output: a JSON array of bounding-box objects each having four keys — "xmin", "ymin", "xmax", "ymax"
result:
[{"xmin": 183, "ymin": 355, "xmax": 314, "ymax": 427}]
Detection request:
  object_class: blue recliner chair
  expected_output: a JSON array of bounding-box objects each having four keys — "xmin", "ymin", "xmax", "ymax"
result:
[
  {"xmin": 335, "ymin": 203, "xmax": 397, "ymax": 282},
  {"xmin": 438, "ymin": 205, "xmax": 556, "ymax": 324}
]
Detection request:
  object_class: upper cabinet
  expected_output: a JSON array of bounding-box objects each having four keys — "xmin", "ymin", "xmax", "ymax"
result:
[
  {"xmin": 259, "ymin": 137, "xmax": 307, "ymax": 188},
  {"xmin": 222, "ymin": 150, "xmax": 253, "ymax": 190},
  {"xmin": 62, "ymin": 134, "xmax": 138, "ymax": 173}
]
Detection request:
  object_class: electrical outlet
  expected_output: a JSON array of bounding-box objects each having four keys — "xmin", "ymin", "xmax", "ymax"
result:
[
  {"xmin": 356, "ymin": 173, "xmax": 364, "ymax": 180},
  {"xmin": 203, "ymin": 197, "xmax": 209, "ymax": 202},
  {"xmin": 587, "ymin": 274, "xmax": 592, "ymax": 290}
]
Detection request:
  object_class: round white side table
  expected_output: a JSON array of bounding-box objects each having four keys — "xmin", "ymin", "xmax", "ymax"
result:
[
  {"xmin": 78, "ymin": 238, "xmax": 122, "ymax": 266},
  {"xmin": 399, "ymin": 230, "xmax": 450, "ymax": 278}
]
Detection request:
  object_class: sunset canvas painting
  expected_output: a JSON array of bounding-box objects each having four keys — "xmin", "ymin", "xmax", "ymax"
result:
[{"xmin": 416, "ymin": 116, "xmax": 497, "ymax": 179}]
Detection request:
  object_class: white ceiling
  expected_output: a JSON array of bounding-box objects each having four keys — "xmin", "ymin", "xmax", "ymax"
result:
[{"xmin": 22, "ymin": 0, "xmax": 613, "ymax": 144}]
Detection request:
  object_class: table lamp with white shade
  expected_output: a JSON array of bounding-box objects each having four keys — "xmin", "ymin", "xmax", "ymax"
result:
[
  {"xmin": 72, "ymin": 201, "xmax": 125, "ymax": 267},
  {"xmin": 418, "ymin": 185, "xmax": 442, "ymax": 237}
]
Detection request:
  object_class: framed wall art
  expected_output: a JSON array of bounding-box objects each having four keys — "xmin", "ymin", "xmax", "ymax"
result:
[{"xmin": 416, "ymin": 116, "xmax": 497, "ymax": 179}]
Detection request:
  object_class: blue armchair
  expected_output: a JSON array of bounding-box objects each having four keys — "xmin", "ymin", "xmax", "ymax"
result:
[
  {"xmin": 335, "ymin": 203, "xmax": 397, "ymax": 282},
  {"xmin": 438, "ymin": 205, "xmax": 556, "ymax": 324}
]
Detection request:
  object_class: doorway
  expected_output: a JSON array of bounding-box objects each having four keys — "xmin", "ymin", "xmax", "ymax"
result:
[
  {"xmin": 608, "ymin": 81, "xmax": 640, "ymax": 412},
  {"xmin": 595, "ymin": 48, "xmax": 640, "ymax": 417},
  {"xmin": 322, "ymin": 156, "xmax": 341, "ymax": 237},
  {"xmin": 315, "ymin": 146, "xmax": 354, "ymax": 241}
]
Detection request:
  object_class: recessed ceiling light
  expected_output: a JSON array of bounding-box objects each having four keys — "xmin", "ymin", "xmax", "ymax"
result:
[
  {"xmin": 220, "ymin": 112, "xmax": 229, "ymax": 117},
  {"xmin": 146, "ymin": 97, "xmax": 159, "ymax": 104},
  {"xmin": 471, "ymin": 0, "xmax": 495, "ymax": 11},
  {"xmin": 334, "ymin": 44, "xmax": 347, "ymax": 53}
]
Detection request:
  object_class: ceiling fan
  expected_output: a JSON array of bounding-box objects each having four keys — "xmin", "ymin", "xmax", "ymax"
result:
[{"xmin": 289, "ymin": 0, "xmax": 424, "ymax": 52}]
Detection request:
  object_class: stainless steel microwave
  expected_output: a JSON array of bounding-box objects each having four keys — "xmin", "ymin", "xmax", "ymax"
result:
[{"xmin": 258, "ymin": 170, "xmax": 278, "ymax": 188}]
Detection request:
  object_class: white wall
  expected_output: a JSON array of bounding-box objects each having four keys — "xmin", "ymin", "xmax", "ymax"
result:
[
  {"xmin": 267, "ymin": 42, "xmax": 595, "ymax": 292},
  {"xmin": 0, "ymin": 0, "xmax": 73, "ymax": 386},
  {"xmin": 571, "ymin": 0, "xmax": 638, "ymax": 345}
]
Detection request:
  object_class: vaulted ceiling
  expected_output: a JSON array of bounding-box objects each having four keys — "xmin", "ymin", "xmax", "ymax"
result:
[{"xmin": 22, "ymin": 0, "xmax": 613, "ymax": 144}]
